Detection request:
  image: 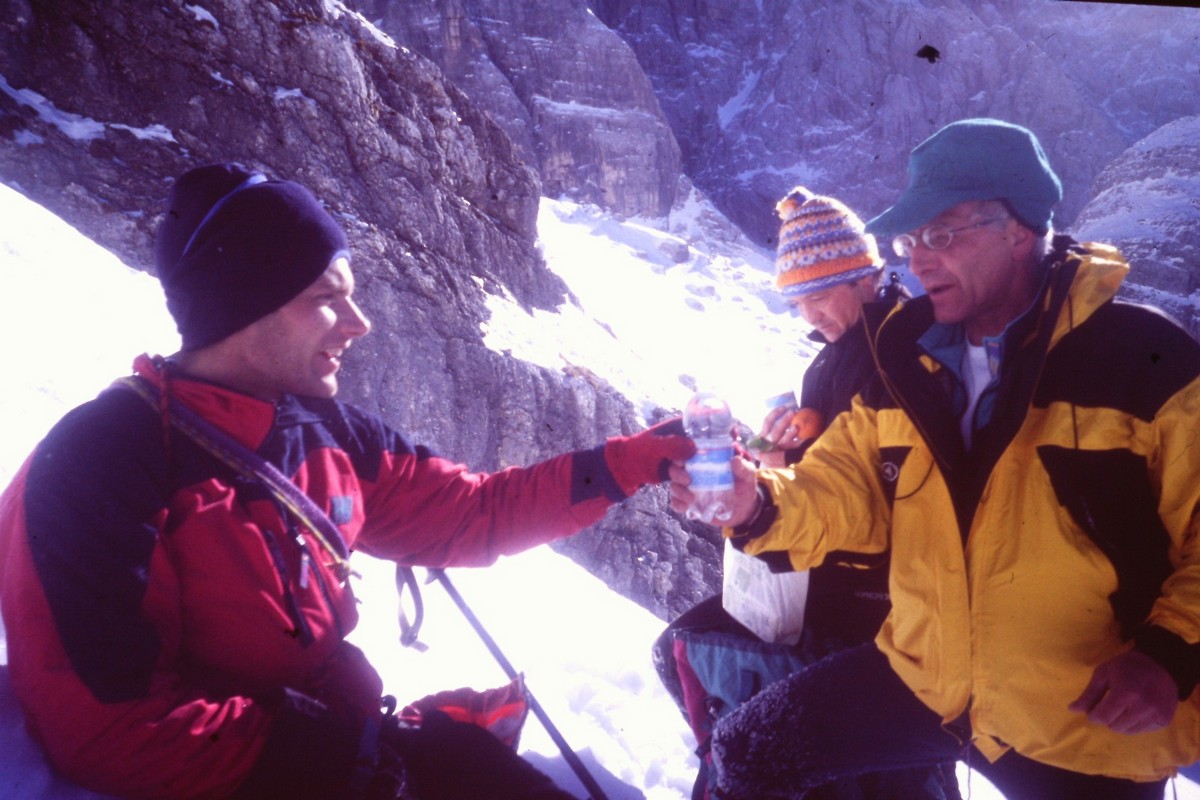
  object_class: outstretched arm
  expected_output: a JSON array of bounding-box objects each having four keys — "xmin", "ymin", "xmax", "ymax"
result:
[{"xmin": 360, "ymin": 416, "xmax": 694, "ymax": 566}]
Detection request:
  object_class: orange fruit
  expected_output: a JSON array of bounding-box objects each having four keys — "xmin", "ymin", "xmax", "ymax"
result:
[{"xmin": 789, "ymin": 407, "xmax": 824, "ymax": 440}]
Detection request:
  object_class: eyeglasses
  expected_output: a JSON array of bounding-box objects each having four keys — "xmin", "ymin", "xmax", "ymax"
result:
[{"xmin": 892, "ymin": 217, "xmax": 1008, "ymax": 258}]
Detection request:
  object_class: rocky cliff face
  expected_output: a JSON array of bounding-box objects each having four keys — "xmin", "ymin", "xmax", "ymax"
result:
[
  {"xmin": 355, "ymin": 0, "xmax": 682, "ymax": 219},
  {"xmin": 0, "ymin": 0, "xmax": 713, "ymax": 620},
  {"xmin": 1072, "ymin": 115, "xmax": 1200, "ymax": 339},
  {"xmin": 592, "ymin": 0, "xmax": 1200, "ymax": 249}
]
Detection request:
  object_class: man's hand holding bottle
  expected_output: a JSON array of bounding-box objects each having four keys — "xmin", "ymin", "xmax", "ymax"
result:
[{"xmin": 667, "ymin": 455, "xmax": 762, "ymax": 529}]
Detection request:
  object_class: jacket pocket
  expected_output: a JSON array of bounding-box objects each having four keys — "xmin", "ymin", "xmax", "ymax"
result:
[{"xmin": 1037, "ymin": 445, "xmax": 1172, "ymax": 639}]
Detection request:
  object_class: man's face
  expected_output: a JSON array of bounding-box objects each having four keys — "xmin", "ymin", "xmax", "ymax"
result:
[
  {"xmin": 219, "ymin": 257, "xmax": 371, "ymax": 399},
  {"xmin": 904, "ymin": 201, "xmax": 1031, "ymax": 344},
  {"xmin": 789, "ymin": 281, "xmax": 868, "ymax": 343}
]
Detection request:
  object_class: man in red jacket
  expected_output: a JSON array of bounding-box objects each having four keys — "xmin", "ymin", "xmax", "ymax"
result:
[{"xmin": 0, "ymin": 164, "xmax": 692, "ymax": 800}]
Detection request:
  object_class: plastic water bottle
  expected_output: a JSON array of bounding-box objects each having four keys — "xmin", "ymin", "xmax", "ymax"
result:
[{"xmin": 683, "ymin": 392, "xmax": 737, "ymax": 524}]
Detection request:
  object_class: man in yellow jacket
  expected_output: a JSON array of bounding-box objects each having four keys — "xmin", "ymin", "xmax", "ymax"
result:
[{"xmin": 669, "ymin": 118, "xmax": 1200, "ymax": 799}]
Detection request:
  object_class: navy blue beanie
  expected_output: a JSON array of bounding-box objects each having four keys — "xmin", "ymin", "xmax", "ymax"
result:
[{"xmin": 154, "ymin": 163, "xmax": 350, "ymax": 351}]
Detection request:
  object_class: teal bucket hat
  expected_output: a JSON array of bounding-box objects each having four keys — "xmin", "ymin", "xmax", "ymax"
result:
[{"xmin": 865, "ymin": 118, "xmax": 1063, "ymax": 239}]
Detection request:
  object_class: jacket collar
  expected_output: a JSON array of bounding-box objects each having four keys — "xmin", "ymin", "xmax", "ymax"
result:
[
  {"xmin": 1043, "ymin": 238, "xmax": 1129, "ymax": 350},
  {"xmin": 875, "ymin": 237, "xmax": 1125, "ymax": 377},
  {"xmin": 869, "ymin": 237, "xmax": 1127, "ymax": 490},
  {"xmin": 130, "ymin": 353, "xmax": 279, "ymax": 450}
]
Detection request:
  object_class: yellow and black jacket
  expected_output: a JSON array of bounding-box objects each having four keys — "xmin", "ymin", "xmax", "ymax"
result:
[{"xmin": 734, "ymin": 237, "xmax": 1200, "ymax": 781}]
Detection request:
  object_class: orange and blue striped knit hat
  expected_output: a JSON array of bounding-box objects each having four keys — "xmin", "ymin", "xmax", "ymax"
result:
[{"xmin": 774, "ymin": 186, "xmax": 881, "ymax": 297}]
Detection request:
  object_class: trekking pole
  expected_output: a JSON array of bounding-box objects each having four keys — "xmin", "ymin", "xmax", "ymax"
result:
[{"xmin": 427, "ymin": 568, "xmax": 611, "ymax": 800}]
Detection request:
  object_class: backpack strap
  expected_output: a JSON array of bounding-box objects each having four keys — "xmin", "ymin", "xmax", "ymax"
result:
[
  {"xmin": 115, "ymin": 375, "xmax": 354, "ymax": 583},
  {"xmin": 118, "ymin": 375, "xmax": 437, "ymax": 649}
]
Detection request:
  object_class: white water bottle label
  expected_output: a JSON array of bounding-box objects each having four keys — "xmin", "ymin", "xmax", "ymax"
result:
[{"xmin": 687, "ymin": 439, "xmax": 735, "ymax": 491}]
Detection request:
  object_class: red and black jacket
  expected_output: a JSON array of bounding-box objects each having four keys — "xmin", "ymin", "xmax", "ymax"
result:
[{"xmin": 0, "ymin": 354, "xmax": 625, "ymax": 799}]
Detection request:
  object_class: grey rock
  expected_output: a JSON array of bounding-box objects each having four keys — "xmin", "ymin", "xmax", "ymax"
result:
[
  {"xmin": 592, "ymin": 0, "xmax": 1200, "ymax": 250},
  {"xmin": 0, "ymin": 0, "xmax": 700, "ymax": 620},
  {"xmin": 355, "ymin": 0, "xmax": 683, "ymax": 219},
  {"xmin": 1071, "ymin": 115, "xmax": 1200, "ymax": 340}
]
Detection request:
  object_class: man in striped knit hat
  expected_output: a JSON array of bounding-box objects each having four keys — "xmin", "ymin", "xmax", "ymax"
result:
[
  {"xmin": 654, "ymin": 189, "xmax": 957, "ymax": 800},
  {"xmin": 755, "ymin": 186, "xmax": 903, "ymax": 467}
]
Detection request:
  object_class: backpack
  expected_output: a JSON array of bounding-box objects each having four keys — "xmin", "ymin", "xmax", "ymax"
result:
[
  {"xmin": 653, "ymin": 595, "xmax": 808, "ymax": 800},
  {"xmin": 653, "ymin": 594, "xmax": 961, "ymax": 800}
]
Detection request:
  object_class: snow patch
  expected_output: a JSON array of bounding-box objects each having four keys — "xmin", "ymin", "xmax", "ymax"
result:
[
  {"xmin": 478, "ymin": 198, "xmax": 817, "ymax": 424},
  {"xmin": 184, "ymin": 4, "xmax": 219, "ymax": 29},
  {"xmin": 0, "ymin": 75, "xmax": 175, "ymax": 144}
]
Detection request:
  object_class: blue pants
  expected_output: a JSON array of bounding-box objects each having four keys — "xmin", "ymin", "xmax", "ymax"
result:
[{"xmin": 709, "ymin": 644, "xmax": 1168, "ymax": 800}]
